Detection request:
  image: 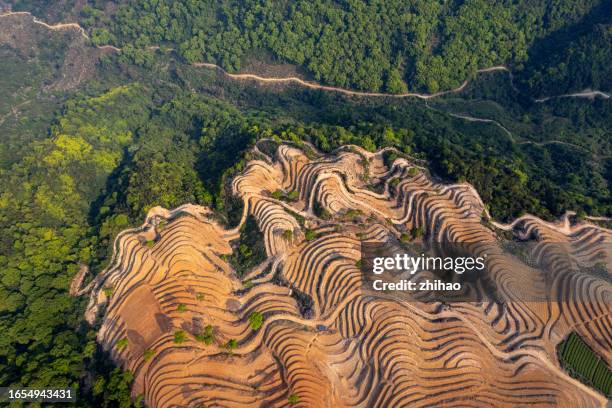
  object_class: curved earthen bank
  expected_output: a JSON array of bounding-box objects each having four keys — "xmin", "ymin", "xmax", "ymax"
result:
[{"xmin": 85, "ymin": 142, "xmax": 611, "ymax": 407}]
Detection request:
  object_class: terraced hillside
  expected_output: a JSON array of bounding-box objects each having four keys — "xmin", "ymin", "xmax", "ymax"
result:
[{"xmin": 84, "ymin": 141, "xmax": 611, "ymax": 407}]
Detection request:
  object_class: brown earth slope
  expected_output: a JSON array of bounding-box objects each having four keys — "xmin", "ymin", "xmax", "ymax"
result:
[
  {"xmin": 85, "ymin": 141, "xmax": 611, "ymax": 407},
  {"xmin": 0, "ymin": 12, "xmax": 115, "ymax": 91}
]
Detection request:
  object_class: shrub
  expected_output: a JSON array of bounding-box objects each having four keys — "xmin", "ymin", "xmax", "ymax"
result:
[
  {"xmin": 239, "ymin": 244, "xmax": 253, "ymax": 258},
  {"xmin": 384, "ymin": 151, "xmax": 398, "ymax": 167},
  {"xmin": 225, "ymin": 339, "xmax": 237, "ymax": 351},
  {"xmin": 320, "ymin": 208, "xmax": 332, "ymax": 220},
  {"xmin": 344, "ymin": 209, "xmax": 363, "ymax": 221},
  {"xmin": 288, "ymin": 394, "xmax": 300, "ymax": 404},
  {"xmin": 173, "ymin": 330, "xmax": 187, "ymax": 344},
  {"xmin": 304, "ymin": 229, "xmax": 316, "ymax": 241},
  {"xmin": 411, "ymin": 226, "xmax": 425, "ymax": 238},
  {"xmin": 282, "ymin": 229, "xmax": 293, "ymax": 241},
  {"xmin": 177, "ymin": 304, "xmax": 187, "ymax": 312},
  {"xmin": 314, "ymin": 201, "xmax": 332, "ymax": 220},
  {"xmin": 116, "ymin": 338, "xmax": 128, "ymax": 351},
  {"xmin": 248, "ymin": 312, "xmax": 264, "ymax": 330},
  {"xmin": 195, "ymin": 325, "xmax": 215, "ymax": 345},
  {"xmin": 286, "ymin": 190, "xmax": 299, "ymax": 201},
  {"xmin": 142, "ymin": 348, "xmax": 155, "ymax": 361}
]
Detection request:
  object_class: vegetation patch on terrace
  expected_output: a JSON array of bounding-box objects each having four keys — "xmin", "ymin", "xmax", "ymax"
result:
[
  {"xmin": 228, "ymin": 215, "xmax": 266, "ymax": 277},
  {"xmin": 558, "ymin": 332, "xmax": 612, "ymax": 396}
]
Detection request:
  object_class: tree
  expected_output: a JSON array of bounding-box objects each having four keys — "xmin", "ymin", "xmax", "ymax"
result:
[
  {"xmin": 286, "ymin": 191, "xmax": 299, "ymax": 201},
  {"xmin": 116, "ymin": 338, "xmax": 129, "ymax": 351},
  {"xmin": 282, "ymin": 229, "xmax": 294, "ymax": 241},
  {"xmin": 304, "ymin": 229, "xmax": 316, "ymax": 241},
  {"xmin": 386, "ymin": 68, "xmax": 408, "ymax": 93},
  {"xmin": 248, "ymin": 312, "xmax": 264, "ymax": 330},
  {"xmin": 225, "ymin": 339, "xmax": 237, "ymax": 351},
  {"xmin": 142, "ymin": 349, "xmax": 155, "ymax": 361},
  {"xmin": 195, "ymin": 325, "xmax": 215, "ymax": 345},
  {"xmin": 288, "ymin": 394, "xmax": 300, "ymax": 404},
  {"xmin": 174, "ymin": 331, "xmax": 187, "ymax": 344}
]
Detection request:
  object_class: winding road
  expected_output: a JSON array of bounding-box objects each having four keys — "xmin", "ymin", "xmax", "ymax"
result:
[
  {"xmin": 2, "ymin": 11, "xmax": 610, "ymax": 103},
  {"xmin": 192, "ymin": 62, "xmax": 509, "ymax": 99},
  {"xmin": 535, "ymin": 90, "xmax": 611, "ymax": 103}
]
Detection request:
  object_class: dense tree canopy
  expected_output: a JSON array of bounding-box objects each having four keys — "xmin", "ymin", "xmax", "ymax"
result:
[
  {"xmin": 0, "ymin": 85, "xmax": 150, "ymax": 404},
  {"xmin": 77, "ymin": 0, "xmax": 609, "ymax": 94}
]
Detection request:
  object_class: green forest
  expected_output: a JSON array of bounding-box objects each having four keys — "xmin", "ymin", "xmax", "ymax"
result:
[
  {"xmin": 0, "ymin": 0, "xmax": 611, "ymax": 406},
  {"xmin": 71, "ymin": 0, "xmax": 610, "ymax": 94}
]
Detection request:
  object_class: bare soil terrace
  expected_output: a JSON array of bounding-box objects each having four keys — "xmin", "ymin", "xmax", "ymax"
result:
[{"xmin": 84, "ymin": 141, "xmax": 611, "ymax": 408}]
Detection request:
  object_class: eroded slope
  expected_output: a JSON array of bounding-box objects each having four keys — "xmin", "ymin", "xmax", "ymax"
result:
[{"xmin": 85, "ymin": 141, "xmax": 611, "ymax": 407}]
